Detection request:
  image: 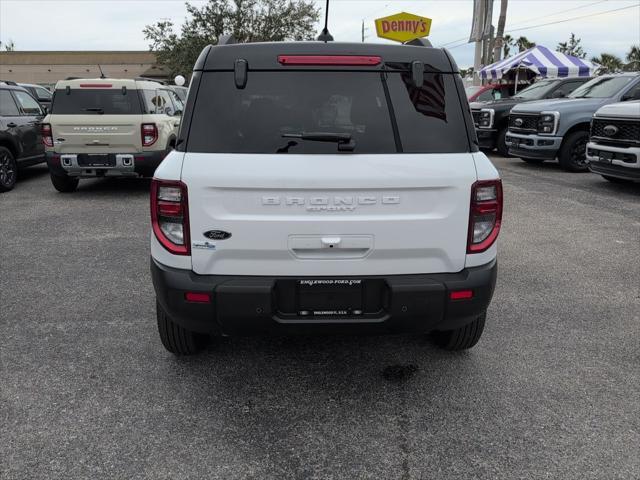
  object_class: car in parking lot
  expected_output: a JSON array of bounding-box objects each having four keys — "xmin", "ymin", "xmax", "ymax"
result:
[
  {"xmin": 150, "ymin": 39, "xmax": 502, "ymax": 355},
  {"xmin": 505, "ymin": 73, "xmax": 640, "ymax": 171},
  {"xmin": 43, "ymin": 77, "xmax": 184, "ymax": 192},
  {"xmin": 0, "ymin": 82, "xmax": 46, "ymax": 192},
  {"xmin": 471, "ymin": 77, "xmax": 591, "ymax": 156},
  {"xmin": 586, "ymin": 100, "xmax": 640, "ymax": 183},
  {"xmin": 18, "ymin": 83, "xmax": 53, "ymax": 111},
  {"xmin": 465, "ymin": 83, "xmax": 515, "ymax": 102}
]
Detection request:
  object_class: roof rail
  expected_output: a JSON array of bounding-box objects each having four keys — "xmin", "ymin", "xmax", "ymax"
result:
[
  {"xmin": 0, "ymin": 80, "xmax": 18, "ymax": 85},
  {"xmin": 218, "ymin": 34, "xmax": 237, "ymax": 45},
  {"xmin": 134, "ymin": 77, "xmax": 165, "ymax": 84},
  {"xmin": 405, "ymin": 38, "xmax": 433, "ymax": 48}
]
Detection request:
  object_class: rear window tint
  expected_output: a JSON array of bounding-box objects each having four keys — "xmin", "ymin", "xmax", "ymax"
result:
[
  {"xmin": 51, "ymin": 88, "xmax": 141, "ymax": 114},
  {"xmin": 186, "ymin": 71, "xmax": 468, "ymax": 154},
  {"xmin": 386, "ymin": 72, "xmax": 469, "ymax": 153}
]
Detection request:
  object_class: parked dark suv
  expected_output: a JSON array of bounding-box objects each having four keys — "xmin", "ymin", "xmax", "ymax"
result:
[
  {"xmin": 0, "ymin": 83, "xmax": 46, "ymax": 192},
  {"xmin": 471, "ymin": 77, "xmax": 591, "ymax": 156}
]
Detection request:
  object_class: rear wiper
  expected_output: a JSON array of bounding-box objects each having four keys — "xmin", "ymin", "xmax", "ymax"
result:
[
  {"xmin": 282, "ymin": 132, "xmax": 355, "ymax": 152},
  {"xmin": 83, "ymin": 107, "xmax": 104, "ymax": 114}
]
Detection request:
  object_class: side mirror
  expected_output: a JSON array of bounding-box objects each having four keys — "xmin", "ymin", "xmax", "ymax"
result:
[
  {"xmin": 42, "ymin": 106, "xmax": 48, "ymax": 115},
  {"xmin": 174, "ymin": 109, "xmax": 182, "ymax": 117},
  {"xmin": 551, "ymin": 90, "xmax": 565, "ymax": 98},
  {"xmin": 164, "ymin": 106, "xmax": 174, "ymax": 116}
]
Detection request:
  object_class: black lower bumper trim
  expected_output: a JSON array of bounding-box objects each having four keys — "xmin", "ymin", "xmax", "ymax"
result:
[
  {"xmin": 589, "ymin": 161, "xmax": 640, "ymax": 181},
  {"xmin": 46, "ymin": 150, "xmax": 168, "ymax": 177},
  {"xmin": 508, "ymin": 147, "xmax": 557, "ymax": 160},
  {"xmin": 151, "ymin": 258, "xmax": 498, "ymax": 336}
]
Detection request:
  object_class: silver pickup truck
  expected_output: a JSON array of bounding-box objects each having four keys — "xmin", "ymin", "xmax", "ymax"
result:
[{"xmin": 505, "ymin": 73, "xmax": 640, "ymax": 172}]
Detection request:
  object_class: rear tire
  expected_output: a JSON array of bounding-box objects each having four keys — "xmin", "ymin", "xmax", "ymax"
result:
[
  {"xmin": 156, "ymin": 300, "xmax": 206, "ymax": 355},
  {"xmin": 0, "ymin": 146, "xmax": 17, "ymax": 192},
  {"xmin": 496, "ymin": 128, "xmax": 512, "ymax": 157},
  {"xmin": 602, "ymin": 175, "xmax": 632, "ymax": 184},
  {"xmin": 432, "ymin": 313, "xmax": 486, "ymax": 351},
  {"xmin": 50, "ymin": 173, "xmax": 79, "ymax": 193},
  {"xmin": 520, "ymin": 157, "xmax": 545, "ymax": 164},
  {"xmin": 558, "ymin": 130, "xmax": 589, "ymax": 172}
]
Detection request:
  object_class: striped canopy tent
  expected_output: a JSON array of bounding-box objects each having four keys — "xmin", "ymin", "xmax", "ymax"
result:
[{"xmin": 479, "ymin": 45, "xmax": 598, "ymax": 80}]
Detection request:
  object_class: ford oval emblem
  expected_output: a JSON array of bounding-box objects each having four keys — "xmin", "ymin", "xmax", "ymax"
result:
[
  {"xmin": 203, "ymin": 230, "xmax": 232, "ymax": 240},
  {"xmin": 514, "ymin": 118, "xmax": 523, "ymax": 127},
  {"xmin": 603, "ymin": 125, "xmax": 619, "ymax": 137}
]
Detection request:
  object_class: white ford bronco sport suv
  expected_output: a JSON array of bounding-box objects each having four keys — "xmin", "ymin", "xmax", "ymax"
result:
[
  {"xmin": 43, "ymin": 78, "xmax": 184, "ymax": 192},
  {"xmin": 150, "ymin": 39, "xmax": 502, "ymax": 355}
]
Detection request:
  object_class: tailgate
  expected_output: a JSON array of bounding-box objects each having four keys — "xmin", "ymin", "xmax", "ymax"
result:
[
  {"xmin": 183, "ymin": 153, "xmax": 476, "ymax": 276},
  {"xmin": 52, "ymin": 114, "xmax": 142, "ymax": 153}
]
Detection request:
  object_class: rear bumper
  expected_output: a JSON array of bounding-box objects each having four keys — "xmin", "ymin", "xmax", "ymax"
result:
[
  {"xmin": 505, "ymin": 131, "xmax": 561, "ymax": 159},
  {"xmin": 46, "ymin": 150, "xmax": 168, "ymax": 178},
  {"xmin": 150, "ymin": 257, "xmax": 498, "ymax": 336}
]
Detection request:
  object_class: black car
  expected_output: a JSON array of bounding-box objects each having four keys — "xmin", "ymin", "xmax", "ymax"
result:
[
  {"xmin": 0, "ymin": 83, "xmax": 46, "ymax": 192},
  {"xmin": 470, "ymin": 77, "xmax": 591, "ymax": 156}
]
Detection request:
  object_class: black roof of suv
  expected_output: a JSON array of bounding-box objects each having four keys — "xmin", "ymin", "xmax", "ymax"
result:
[
  {"xmin": 194, "ymin": 41, "xmax": 459, "ymax": 72},
  {"xmin": 178, "ymin": 41, "xmax": 478, "ymax": 154}
]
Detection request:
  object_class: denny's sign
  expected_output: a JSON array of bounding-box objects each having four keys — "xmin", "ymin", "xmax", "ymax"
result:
[{"xmin": 375, "ymin": 12, "xmax": 432, "ymax": 43}]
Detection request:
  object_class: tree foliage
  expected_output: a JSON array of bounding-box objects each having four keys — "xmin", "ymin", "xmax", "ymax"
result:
[
  {"xmin": 557, "ymin": 33, "xmax": 586, "ymax": 59},
  {"xmin": 0, "ymin": 40, "xmax": 15, "ymax": 51},
  {"xmin": 515, "ymin": 36, "xmax": 535, "ymax": 53},
  {"xmin": 591, "ymin": 53, "xmax": 624, "ymax": 74},
  {"xmin": 144, "ymin": 0, "xmax": 320, "ymax": 78},
  {"xmin": 624, "ymin": 45, "xmax": 640, "ymax": 71}
]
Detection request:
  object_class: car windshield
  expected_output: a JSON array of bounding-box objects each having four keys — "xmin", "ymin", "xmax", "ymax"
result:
[
  {"xmin": 568, "ymin": 76, "xmax": 635, "ymax": 99},
  {"xmin": 187, "ymin": 70, "xmax": 469, "ymax": 154},
  {"xmin": 51, "ymin": 88, "xmax": 141, "ymax": 114},
  {"xmin": 513, "ymin": 80, "xmax": 555, "ymax": 100},
  {"xmin": 465, "ymin": 86, "xmax": 483, "ymax": 98}
]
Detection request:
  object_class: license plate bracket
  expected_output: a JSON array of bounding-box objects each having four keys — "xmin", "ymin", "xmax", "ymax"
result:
[
  {"xmin": 296, "ymin": 279, "xmax": 363, "ymax": 317},
  {"xmin": 77, "ymin": 154, "xmax": 115, "ymax": 167}
]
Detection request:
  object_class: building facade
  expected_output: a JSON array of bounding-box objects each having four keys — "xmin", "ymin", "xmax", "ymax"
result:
[{"xmin": 0, "ymin": 51, "xmax": 170, "ymax": 87}]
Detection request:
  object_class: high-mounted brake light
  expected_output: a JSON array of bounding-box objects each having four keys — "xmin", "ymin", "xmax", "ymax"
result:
[
  {"xmin": 142, "ymin": 123, "xmax": 158, "ymax": 147},
  {"xmin": 277, "ymin": 55, "xmax": 382, "ymax": 66},
  {"xmin": 151, "ymin": 179, "xmax": 190, "ymax": 255},
  {"xmin": 467, "ymin": 179, "xmax": 503, "ymax": 253},
  {"xmin": 79, "ymin": 84, "xmax": 113, "ymax": 88},
  {"xmin": 41, "ymin": 123, "xmax": 54, "ymax": 147}
]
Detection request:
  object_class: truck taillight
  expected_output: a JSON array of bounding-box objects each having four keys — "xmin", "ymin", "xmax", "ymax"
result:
[
  {"xmin": 42, "ymin": 123, "xmax": 54, "ymax": 147},
  {"xmin": 151, "ymin": 179, "xmax": 190, "ymax": 255},
  {"xmin": 467, "ymin": 179, "xmax": 502, "ymax": 253},
  {"xmin": 142, "ymin": 123, "xmax": 158, "ymax": 147}
]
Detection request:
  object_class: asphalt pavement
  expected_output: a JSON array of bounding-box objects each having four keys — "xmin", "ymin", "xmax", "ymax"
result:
[{"xmin": 1, "ymin": 156, "xmax": 639, "ymax": 480}]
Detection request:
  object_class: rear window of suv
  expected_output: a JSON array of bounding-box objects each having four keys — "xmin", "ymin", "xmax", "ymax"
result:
[
  {"xmin": 51, "ymin": 88, "xmax": 141, "ymax": 115},
  {"xmin": 187, "ymin": 71, "xmax": 469, "ymax": 154}
]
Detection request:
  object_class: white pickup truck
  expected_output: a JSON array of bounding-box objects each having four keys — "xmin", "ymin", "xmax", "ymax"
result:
[
  {"xmin": 150, "ymin": 39, "xmax": 503, "ymax": 355},
  {"xmin": 586, "ymin": 100, "xmax": 640, "ymax": 183}
]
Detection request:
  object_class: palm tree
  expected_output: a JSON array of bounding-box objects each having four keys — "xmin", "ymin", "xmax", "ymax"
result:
[
  {"xmin": 624, "ymin": 45, "xmax": 640, "ymax": 71},
  {"xmin": 502, "ymin": 34, "xmax": 514, "ymax": 58},
  {"xmin": 591, "ymin": 53, "xmax": 624, "ymax": 74},
  {"xmin": 516, "ymin": 36, "xmax": 535, "ymax": 52}
]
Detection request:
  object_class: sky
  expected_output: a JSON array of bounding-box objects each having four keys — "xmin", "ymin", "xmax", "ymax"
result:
[{"xmin": 0, "ymin": 0, "xmax": 639, "ymax": 67}]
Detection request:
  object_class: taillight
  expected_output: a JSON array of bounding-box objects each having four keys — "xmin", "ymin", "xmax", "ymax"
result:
[
  {"xmin": 41, "ymin": 123, "xmax": 54, "ymax": 147},
  {"xmin": 467, "ymin": 179, "xmax": 503, "ymax": 253},
  {"xmin": 142, "ymin": 123, "xmax": 158, "ymax": 147},
  {"xmin": 151, "ymin": 179, "xmax": 190, "ymax": 255}
]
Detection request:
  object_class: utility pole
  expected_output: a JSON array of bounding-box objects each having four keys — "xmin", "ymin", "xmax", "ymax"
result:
[
  {"xmin": 472, "ymin": 0, "xmax": 485, "ymax": 86},
  {"xmin": 493, "ymin": 0, "xmax": 509, "ymax": 63},
  {"xmin": 361, "ymin": 20, "xmax": 369, "ymax": 42}
]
